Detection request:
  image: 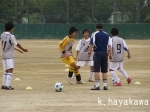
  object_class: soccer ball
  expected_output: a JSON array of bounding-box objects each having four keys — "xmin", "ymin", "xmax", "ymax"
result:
[{"xmin": 55, "ymin": 82, "xmax": 64, "ymax": 92}]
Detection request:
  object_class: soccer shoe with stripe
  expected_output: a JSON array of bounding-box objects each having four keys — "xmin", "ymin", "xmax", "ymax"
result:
[
  {"xmin": 127, "ymin": 77, "xmax": 132, "ymax": 84},
  {"xmin": 103, "ymin": 86, "xmax": 108, "ymax": 90},
  {"xmin": 76, "ymin": 80, "xmax": 86, "ymax": 84},
  {"xmin": 91, "ymin": 85, "xmax": 100, "ymax": 90},
  {"xmin": 114, "ymin": 82, "xmax": 122, "ymax": 86},
  {"xmin": 88, "ymin": 78, "xmax": 95, "ymax": 82},
  {"xmin": 68, "ymin": 77, "xmax": 74, "ymax": 84},
  {"xmin": 5, "ymin": 86, "xmax": 14, "ymax": 90},
  {"xmin": 1, "ymin": 86, "xmax": 6, "ymax": 89}
]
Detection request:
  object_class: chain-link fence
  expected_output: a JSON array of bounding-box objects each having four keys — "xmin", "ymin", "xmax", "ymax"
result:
[{"xmin": 0, "ymin": 0, "xmax": 150, "ymax": 24}]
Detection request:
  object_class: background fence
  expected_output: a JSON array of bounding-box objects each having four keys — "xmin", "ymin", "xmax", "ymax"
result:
[
  {"xmin": 0, "ymin": 23, "xmax": 150, "ymax": 39},
  {"xmin": 1, "ymin": 0, "xmax": 150, "ymax": 24}
]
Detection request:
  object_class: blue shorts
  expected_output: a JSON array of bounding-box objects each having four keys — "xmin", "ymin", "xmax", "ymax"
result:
[{"xmin": 93, "ymin": 52, "xmax": 108, "ymax": 73}]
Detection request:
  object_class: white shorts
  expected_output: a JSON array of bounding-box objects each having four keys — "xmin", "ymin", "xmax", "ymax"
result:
[
  {"xmin": 109, "ymin": 62, "xmax": 123, "ymax": 70},
  {"xmin": 76, "ymin": 61, "xmax": 93, "ymax": 67},
  {"xmin": 2, "ymin": 58, "xmax": 15, "ymax": 71}
]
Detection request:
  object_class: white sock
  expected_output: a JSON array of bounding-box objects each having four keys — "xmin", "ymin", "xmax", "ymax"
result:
[
  {"xmin": 110, "ymin": 71, "xmax": 120, "ymax": 83},
  {"xmin": 89, "ymin": 70, "xmax": 93, "ymax": 79},
  {"xmin": 72, "ymin": 73, "xmax": 75, "ymax": 78},
  {"xmin": 3, "ymin": 73, "xmax": 7, "ymax": 86},
  {"xmin": 103, "ymin": 79, "xmax": 107, "ymax": 86},
  {"xmin": 6, "ymin": 73, "xmax": 13, "ymax": 87},
  {"xmin": 118, "ymin": 69, "xmax": 129, "ymax": 79},
  {"xmin": 95, "ymin": 80, "xmax": 100, "ymax": 87}
]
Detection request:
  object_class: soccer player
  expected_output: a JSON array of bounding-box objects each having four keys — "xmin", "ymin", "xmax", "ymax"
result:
[
  {"xmin": 1, "ymin": 21, "xmax": 28, "ymax": 90},
  {"xmin": 109, "ymin": 28, "xmax": 132, "ymax": 86},
  {"xmin": 88, "ymin": 23, "xmax": 112, "ymax": 90},
  {"xmin": 58, "ymin": 26, "xmax": 86, "ymax": 84},
  {"xmin": 75, "ymin": 29, "xmax": 94, "ymax": 82}
]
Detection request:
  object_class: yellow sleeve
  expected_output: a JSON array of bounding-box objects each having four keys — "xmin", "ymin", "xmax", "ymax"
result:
[{"xmin": 58, "ymin": 36, "xmax": 70, "ymax": 52}]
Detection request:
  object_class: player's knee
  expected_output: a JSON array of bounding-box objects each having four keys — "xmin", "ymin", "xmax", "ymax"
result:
[{"xmin": 109, "ymin": 69, "xmax": 114, "ymax": 71}]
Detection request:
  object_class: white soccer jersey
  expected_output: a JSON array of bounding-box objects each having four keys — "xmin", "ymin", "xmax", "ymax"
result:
[
  {"xmin": 0, "ymin": 32, "xmax": 17, "ymax": 59},
  {"xmin": 76, "ymin": 38, "xmax": 92, "ymax": 61},
  {"xmin": 111, "ymin": 36, "xmax": 128, "ymax": 62}
]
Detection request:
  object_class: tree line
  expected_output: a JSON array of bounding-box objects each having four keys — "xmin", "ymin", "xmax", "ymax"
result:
[{"xmin": 0, "ymin": 0, "xmax": 150, "ymax": 23}]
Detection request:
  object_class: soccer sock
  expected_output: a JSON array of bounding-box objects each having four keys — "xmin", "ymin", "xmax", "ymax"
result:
[
  {"xmin": 110, "ymin": 71, "xmax": 120, "ymax": 83},
  {"xmin": 103, "ymin": 79, "xmax": 107, "ymax": 87},
  {"xmin": 89, "ymin": 70, "xmax": 94, "ymax": 79},
  {"xmin": 75, "ymin": 74, "xmax": 81, "ymax": 81},
  {"xmin": 6, "ymin": 73, "xmax": 13, "ymax": 87},
  {"xmin": 2, "ymin": 73, "xmax": 7, "ymax": 86},
  {"xmin": 118, "ymin": 69, "xmax": 129, "ymax": 79},
  {"xmin": 95, "ymin": 80, "xmax": 100, "ymax": 87},
  {"xmin": 68, "ymin": 71, "xmax": 73, "ymax": 78},
  {"xmin": 68, "ymin": 67, "xmax": 74, "ymax": 78}
]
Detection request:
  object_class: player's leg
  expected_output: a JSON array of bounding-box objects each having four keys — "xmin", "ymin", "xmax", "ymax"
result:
[
  {"xmin": 91, "ymin": 53, "xmax": 101, "ymax": 90},
  {"xmin": 70, "ymin": 62, "xmax": 86, "ymax": 84},
  {"xmin": 3, "ymin": 59, "xmax": 14, "ymax": 90},
  {"xmin": 101, "ymin": 52, "xmax": 109, "ymax": 90},
  {"xmin": 87, "ymin": 61, "xmax": 94, "ymax": 82},
  {"xmin": 109, "ymin": 62, "xmax": 121, "ymax": 86},
  {"xmin": 61, "ymin": 56, "xmax": 85, "ymax": 84},
  {"xmin": 117, "ymin": 62, "xmax": 132, "ymax": 84},
  {"xmin": 1, "ymin": 60, "xmax": 7, "ymax": 89},
  {"xmin": 61, "ymin": 57, "xmax": 74, "ymax": 84}
]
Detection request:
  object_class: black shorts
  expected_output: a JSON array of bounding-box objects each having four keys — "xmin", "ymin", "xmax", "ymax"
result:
[{"xmin": 93, "ymin": 52, "xmax": 108, "ymax": 73}]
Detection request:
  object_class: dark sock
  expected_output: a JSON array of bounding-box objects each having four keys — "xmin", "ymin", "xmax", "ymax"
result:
[
  {"xmin": 76, "ymin": 74, "xmax": 81, "ymax": 81},
  {"xmin": 68, "ymin": 71, "xmax": 73, "ymax": 78}
]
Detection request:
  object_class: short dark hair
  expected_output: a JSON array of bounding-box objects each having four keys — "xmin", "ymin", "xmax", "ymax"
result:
[
  {"xmin": 96, "ymin": 23, "xmax": 103, "ymax": 29},
  {"xmin": 5, "ymin": 21, "xmax": 14, "ymax": 31},
  {"xmin": 82, "ymin": 28, "xmax": 90, "ymax": 34},
  {"xmin": 69, "ymin": 26, "xmax": 78, "ymax": 35},
  {"xmin": 111, "ymin": 28, "xmax": 118, "ymax": 36}
]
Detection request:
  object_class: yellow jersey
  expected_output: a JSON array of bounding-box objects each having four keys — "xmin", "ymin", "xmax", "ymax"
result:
[{"xmin": 58, "ymin": 35, "xmax": 74, "ymax": 58}]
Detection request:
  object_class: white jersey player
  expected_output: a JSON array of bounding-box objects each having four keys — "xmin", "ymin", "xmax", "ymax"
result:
[
  {"xmin": 1, "ymin": 21, "xmax": 28, "ymax": 90},
  {"xmin": 109, "ymin": 28, "xmax": 132, "ymax": 86},
  {"xmin": 75, "ymin": 29, "xmax": 94, "ymax": 82}
]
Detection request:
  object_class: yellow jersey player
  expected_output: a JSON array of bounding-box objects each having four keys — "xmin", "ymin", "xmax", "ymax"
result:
[{"xmin": 58, "ymin": 26, "xmax": 86, "ymax": 84}]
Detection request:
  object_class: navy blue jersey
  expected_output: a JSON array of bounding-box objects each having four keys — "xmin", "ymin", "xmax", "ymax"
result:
[{"xmin": 90, "ymin": 30, "xmax": 110, "ymax": 52}]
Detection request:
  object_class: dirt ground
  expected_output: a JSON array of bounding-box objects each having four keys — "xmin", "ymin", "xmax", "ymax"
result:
[{"xmin": 0, "ymin": 39, "xmax": 150, "ymax": 112}]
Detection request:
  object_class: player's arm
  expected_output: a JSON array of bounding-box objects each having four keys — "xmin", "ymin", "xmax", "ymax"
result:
[
  {"xmin": 58, "ymin": 37, "xmax": 70, "ymax": 58},
  {"xmin": 123, "ymin": 40, "xmax": 131, "ymax": 59},
  {"xmin": 16, "ymin": 43, "xmax": 28, "ymax": 52},
  {"xmin": 88, "ymin": 38, "xmax": 94, "ymax": 57},
  {"xmin": 11, "ymin": 35, "xmax": 28, "ymax": 52},
  {"xmin": 14, "ymin": 48, "xmax": 23, "ymax": 53},
  {"xmin": 75, "ymin": 40, "xmax": 81, "ymax": 60},
  {"xmin": 108, "ymin": 37, "xmax": 112, "ymax": 60}
]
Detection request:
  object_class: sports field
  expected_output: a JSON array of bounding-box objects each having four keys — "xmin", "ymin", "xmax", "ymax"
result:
[{"xmin": 0, "ymin": 39, "xmax": 150, "ymax": 112}]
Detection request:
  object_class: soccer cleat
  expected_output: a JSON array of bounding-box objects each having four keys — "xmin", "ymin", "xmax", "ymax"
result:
[
  {"xmin": 88, "ymin": 78, "xmax": 95, "ymax": 82},
  {"xmin": 91, "ymin": 85, "xmax": 100, "ymax": 90},
  {"xmin": 127, "ymin": 77, "xmax": 132, "ymax": 84},
  {"xmin": 5, "ymin": 86, "xmax": 14, "ymax": 90},
  {"xmin": 76, "ymin": 80, "xmax": 86, "ymax": 84},
  {"xmin": 68, "ymin": 77, "xmax": 74, "ymax": 84},
  {"xmin": 114, "ymin": 82, "xmax": 122, "ymax": 86},
  {"xmin": 1, "ymin": 86, "xmax": 6, "ymax": 89},
  {"xmin": 103, "ymin": 86, "xmax": 108, "ymax": 90}
]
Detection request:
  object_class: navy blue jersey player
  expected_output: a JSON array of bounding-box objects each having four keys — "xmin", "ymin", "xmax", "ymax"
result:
[{"xmin": 88, "ymin": 23, "xmax": 112, "ymax": 90}]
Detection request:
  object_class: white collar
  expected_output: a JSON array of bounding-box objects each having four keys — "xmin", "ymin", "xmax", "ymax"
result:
[{"xmin": 4, "ymin": 32, "xmax": 11, "ymax": 34}]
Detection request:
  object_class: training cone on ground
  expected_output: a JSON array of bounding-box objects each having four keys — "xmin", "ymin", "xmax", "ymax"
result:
[
  {"xmin": 64, "ymin": 68, "xmax": 69, "ymax": 72},
  {"xmin": 26, "ymin": 87, "xmax": 32, "ymax": 90},
  {"xmin": 15, "ymin": 78, "xmax": 21, "ymax": 81},
  {"xmin": 134, "ymin": 81, "xmax": 141, "ymax": 84},
  {"xmin": 65, "ymin": 64, "xmax": 69, "ymax": 67}
]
